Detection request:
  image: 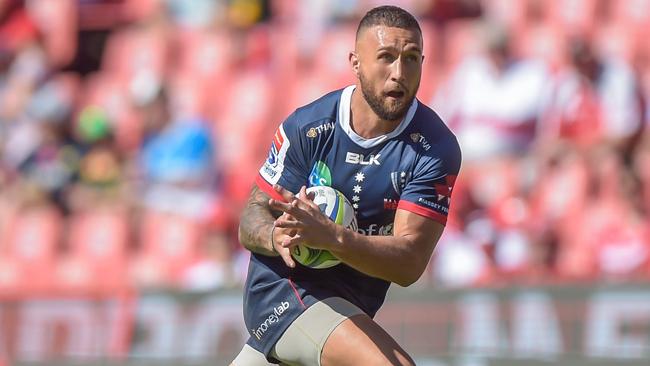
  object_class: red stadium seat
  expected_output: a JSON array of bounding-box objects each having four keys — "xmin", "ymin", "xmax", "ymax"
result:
[
  {"xmin": 213, "ymin": 69, "xmax": 274, "ymax": 174},
  {"xmin": 173, "ymin": 28, "xmax": 234, "ymax": 115},
  {"xmin": 283, "ymin": 70, "xmax": 332, "ymax": 114},
  {"xmin": 556, "ymin": 198, "xmax": 639, "ymax": 280},
  {"xmin": 592, "ymin": 24, "xmax": 636, "ymax": 63},
  {"xmin": 26, "ymin": 0, "xmax": 77, "ymax": 67},
  {"xmin": 122, "ymin": 0, "xmax": 161, "ymax": 23},
  {"xmin": 312, "ymin": 23, "xmax": 357, "ymax": 87},
  {"xmin": 165, "ymin": 73, "xmax": 211, "ymax": 122},
  {"xmin": 418, "ymin": 21, "xmax": 441, "ymax": 103},
  {"xmin": 513, "ymin": 23, "xmax": 567, "ymax": 71},
  {"xmin": 58, "ymin": 208, "xmax": 129, "ymax": 290},
  {"xmin": 481, "ymin": 0, "xmax": 528, "ymax": 30},
  {"xmin": 131, "ymin": 211, "xmax": 204, "ymax": 286},
  {"xmin": 1, "ymin": 205, "xmax": 62, "ymax": 292},
  {"xmin": 529, "ymin": 154, "xmax": 589, "ymax": 232},
  {"xmin": 544, "ymin": 0, "xmax": 598, "ymax": 35},
  {"xmin": 441, "ymin": 20, "xmax": 482, "ymax": 72},
  {"xmin": 101, "ymin": 25, "xmax": 169, "ymax": 91},
  {"xmin": 609, "ymin": 0, "xmax": 650, "ymax": 35}
]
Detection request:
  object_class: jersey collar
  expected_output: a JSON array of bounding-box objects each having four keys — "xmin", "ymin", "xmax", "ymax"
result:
[{"xmin": 338, "ymin": 85, "xmax": 418, "ymax": 149}]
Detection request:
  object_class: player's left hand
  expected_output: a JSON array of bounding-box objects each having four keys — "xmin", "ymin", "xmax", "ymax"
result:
[{"xmin": 269, "ymin": 185, "xmax": 340, "ymax": 251}]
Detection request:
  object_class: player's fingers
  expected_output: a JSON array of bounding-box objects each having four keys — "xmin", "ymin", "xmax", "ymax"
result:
[
  {"xmin": 269, "ymin": 198, "xmax": 294, "ymax": 213},
  {"xmin": 274, "ymin": 218, "xmax": 303, "ymax": 229},
  {"xmin": 273, "ymin": 184, "xmax": 295, "ymax": 203},
  {"xmin": 297, "ymin": 186, "xmax": 319, "ymax": 209},
  {"xmin": 299, "ymin": 186, "xmax": 309, "ymax": 200},
  {"xmin": 276, "ymin": 246, "xmax": 296, "ymax": 268},
  {"xmin": 278, "ymin": 199, "xmax": 310, "ymax": 220},
  {"xmin": 281, "ymin": 234, "xmax": 306, "ymax": 248},
  {"xmin": 279, "ymin": 212, "xmax": 296, "ymax": 221},
  {"xmin": 296, "ymin": 187, "xmax": 322, "ymax": 213}
]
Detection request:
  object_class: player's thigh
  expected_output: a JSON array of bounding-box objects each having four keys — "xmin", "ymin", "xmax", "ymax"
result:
[
  {"xmin": 320, "ymin": 313, "xmax": 415, "ymax": 366},
  {"xmin": 272, "ymin": 297, "xmax": 365, "ymax": 365}
]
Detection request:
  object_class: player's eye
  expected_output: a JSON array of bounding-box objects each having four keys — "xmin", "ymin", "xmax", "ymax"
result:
[
  {"xmin": 379, "ymin": 53, "xmax": 396, "ymax": 62},
  {"xmin": 404, "ymin": 54, "xmax": 420, "ymax": 62}
]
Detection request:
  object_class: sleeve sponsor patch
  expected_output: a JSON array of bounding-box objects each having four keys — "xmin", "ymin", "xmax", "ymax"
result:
[{"xmin": 260, "ymin": 124, "xmax": 290, "ymax": 185}]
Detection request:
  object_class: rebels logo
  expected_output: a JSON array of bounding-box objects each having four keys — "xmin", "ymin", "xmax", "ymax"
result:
[
  {"xmin": 434, "ymin": 175, "xmax": 457, "ymax": 204},
  {"xmin": 345, "ymin": 152, "xmax": 381, "ymax": 166}
]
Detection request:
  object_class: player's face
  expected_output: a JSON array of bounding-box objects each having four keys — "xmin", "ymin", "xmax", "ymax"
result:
[{"xmin": 354, "ymin": 25, "xmax": 423, "ymax": 122}]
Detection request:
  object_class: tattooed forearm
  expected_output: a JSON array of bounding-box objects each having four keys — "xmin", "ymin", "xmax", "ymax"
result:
[{"xmin": 238, "ymin": 185, "xmax": 280, "ymax": 256}]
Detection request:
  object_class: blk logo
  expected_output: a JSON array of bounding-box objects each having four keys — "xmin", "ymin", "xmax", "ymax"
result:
[{"xmin": 345, "ymin": 152, "xmax": 381, "ymax": 166}]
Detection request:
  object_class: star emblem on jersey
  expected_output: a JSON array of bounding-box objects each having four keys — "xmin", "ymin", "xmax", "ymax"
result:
[{"xmin": 350, "ymin": 171, "xmax": 365, "ymax": 210}]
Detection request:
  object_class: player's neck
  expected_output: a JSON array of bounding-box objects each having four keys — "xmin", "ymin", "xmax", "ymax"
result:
[{"xmin": 350, "ymin": 88, "xmax": 402, "ymax": 139}]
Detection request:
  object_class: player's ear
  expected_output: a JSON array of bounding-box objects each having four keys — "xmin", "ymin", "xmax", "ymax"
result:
[{"xmin": 349, "ymin": 51, "xmax": 360, "ymax": 77}]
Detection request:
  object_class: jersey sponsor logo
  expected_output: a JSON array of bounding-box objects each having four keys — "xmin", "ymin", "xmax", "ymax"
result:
[
  {"xmin": 384, "ymin": 198, "xmax": 398, "ymax": 210},
  {"xmin": 251, "ymin": 301, "xmax": 290, "ymax": 340},
  {"xmin": 306, "ymin": 122, "xmax": 335, "ymax": 138},
  {"xmin": 309, "ymin": 161, "xmax": 332, "ymax": 186},
  {"xmin": 260, "ymin": 125, "xmax": 290, "ymax": 184},
  {"xmin": 390, "ymin": 171, "xmax": 411, "ymax": 195},
  {"xmin": 358, "ymin": 223, "xmax": 393, "ymax": 236},
  {"xmin": 345, "ymin": 152, "xmax": 381, "ymax": 166},
  {"xmin": 410, "ymin": 132, "xmax": 431, "ymax": 151},
  {"xmin": 267, "ymin": 128, "xmax": 285, "ymax": 167},
  {"xmin": 418, "ymin": 197, "xmax": 449, "ymax": 214}
]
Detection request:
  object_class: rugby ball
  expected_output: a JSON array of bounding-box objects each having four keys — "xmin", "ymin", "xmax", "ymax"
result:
[{"xmin": 291, "ymin": 186, "xmax": 357, "ymax": 269}]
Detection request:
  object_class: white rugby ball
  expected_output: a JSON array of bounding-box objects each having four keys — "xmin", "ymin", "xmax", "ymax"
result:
[{"xmin": 291, "ymin": 186, "xmax": 357, "ymax": 269}]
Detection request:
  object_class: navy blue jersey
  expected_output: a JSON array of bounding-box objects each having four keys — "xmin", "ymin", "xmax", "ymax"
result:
[{"xmin": 243, "ymin": 86, "xmax": 461, "ymax": 360}]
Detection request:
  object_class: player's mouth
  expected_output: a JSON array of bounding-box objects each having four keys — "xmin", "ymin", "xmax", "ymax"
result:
[{"xmin": 386, "ymin": 90, "xmax": 405, "ymax": 99}]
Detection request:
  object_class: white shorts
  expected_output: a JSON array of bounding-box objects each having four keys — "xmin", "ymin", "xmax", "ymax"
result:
[{"xmin": 231, "ymin": 297, "xmax": 365, "ymax": 366}]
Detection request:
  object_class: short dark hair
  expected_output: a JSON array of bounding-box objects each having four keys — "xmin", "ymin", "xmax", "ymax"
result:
[{"xmin": 356, "ymin": 6, "xmax": 422, "ymax": 40}]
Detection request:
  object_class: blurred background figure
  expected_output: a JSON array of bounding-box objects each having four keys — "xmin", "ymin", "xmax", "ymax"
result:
[
  {"xmin": 433, "ymin": 20, "xmax": 552, "ymax": 161},
  {"xmin": 542, "ymin": 36, "xmax": 645, "ymax": 152}
]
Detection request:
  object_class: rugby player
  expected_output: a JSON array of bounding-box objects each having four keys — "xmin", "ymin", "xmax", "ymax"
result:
[{"xmin": 232, "ymin": 5, "xmax": 461, "ymax": 365}]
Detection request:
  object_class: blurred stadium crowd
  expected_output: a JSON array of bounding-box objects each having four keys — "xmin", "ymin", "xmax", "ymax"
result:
[{"xmin": 0, "ymin": 0, "xmax": 649, "ymax": 293}]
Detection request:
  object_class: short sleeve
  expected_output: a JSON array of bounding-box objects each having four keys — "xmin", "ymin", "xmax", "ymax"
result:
[
  {"xmin": 397, "ymin": 138, "xmax": 461, "ymax": 225},
  {"xmin": 256, "ymin": 113, "xmax": 309, "ymax": 200}
]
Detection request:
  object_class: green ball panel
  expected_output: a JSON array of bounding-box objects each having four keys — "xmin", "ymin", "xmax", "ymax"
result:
[{"xmin": 291, "ymin": 245, "xmax": 340, "ymax": 269}]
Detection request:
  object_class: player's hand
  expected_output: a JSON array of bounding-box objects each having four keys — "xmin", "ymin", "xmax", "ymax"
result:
[
  {"xmin": 269, "ymin": 185, "xmax": 339, "ymax": 251},
  {"xmin": 272, "ymin": 214, "xmax": 297, "ymax": 268}
]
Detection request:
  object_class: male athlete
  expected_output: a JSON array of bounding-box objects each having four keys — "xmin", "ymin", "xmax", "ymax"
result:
[{"xmin": 232, "ymin": 5, "xmax": 461, "ymax": 366}]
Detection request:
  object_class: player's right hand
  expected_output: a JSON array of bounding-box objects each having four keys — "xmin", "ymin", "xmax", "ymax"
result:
[{"xmin": 273, "ymin": 215, "xmax": 297, "ymax": 268}]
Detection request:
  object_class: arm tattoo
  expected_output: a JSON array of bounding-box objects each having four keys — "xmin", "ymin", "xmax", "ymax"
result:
[{"xmin": 238, "ymin": 185, "xmax": 281, "ymax": 256}]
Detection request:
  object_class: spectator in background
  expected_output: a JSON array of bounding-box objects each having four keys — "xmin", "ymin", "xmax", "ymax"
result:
[
  {"xmin": 135, "ymin": 86, "xmax": 219, "ymax": 221},
  {"xmin": 542, "ymin": 36, "xmax": 645, "ymax": 153},
  {"xmin": 433, "ymin": 20, "xmax": 552, "ymax": 162},
  {"xmin": 64, "ymin": 104, "xmax": 130, "ymax": 213},
  {"xmin": 554, "ymin": 144, "xmax": 650, "ymax": 279}
]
